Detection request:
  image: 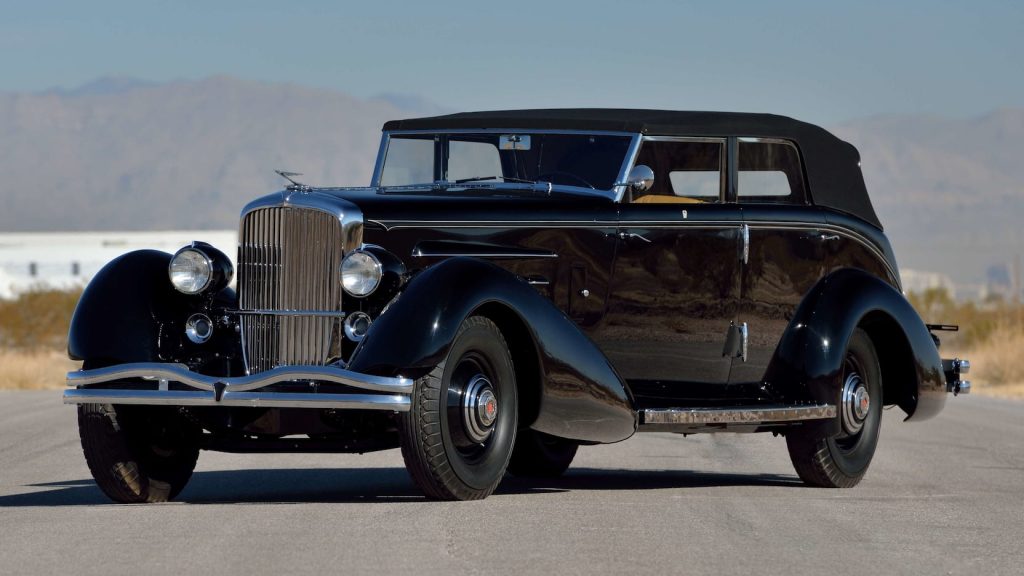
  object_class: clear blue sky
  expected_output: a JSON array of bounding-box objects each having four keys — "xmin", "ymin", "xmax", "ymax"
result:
[{"xmin": 3, "ymin": 0, "xmax": 1021, "ymax": 124}]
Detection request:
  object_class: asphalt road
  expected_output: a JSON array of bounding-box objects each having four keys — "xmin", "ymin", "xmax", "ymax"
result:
[{"xmin": 1, "ymin": 391, "xmax": 1022, "ymax": 576}]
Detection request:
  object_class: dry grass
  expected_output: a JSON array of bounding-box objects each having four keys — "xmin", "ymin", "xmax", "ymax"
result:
[
  {"xmin": 0, "ymin": 349, "xmax": 79, "ymax": 390},
  {"xmin": 959, "ymin": 326, "xmax": 1024, "ymax": 398}
]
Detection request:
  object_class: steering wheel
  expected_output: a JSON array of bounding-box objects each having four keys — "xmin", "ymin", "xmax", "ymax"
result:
[{"xmin": 535, "ymin": 171, "xmax": 595, "ymax": 189}]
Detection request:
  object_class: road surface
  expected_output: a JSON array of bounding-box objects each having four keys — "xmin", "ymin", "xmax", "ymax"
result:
[{"xmin": 1, "ymin": 391, "xmax": 1021, "ymax": 575}]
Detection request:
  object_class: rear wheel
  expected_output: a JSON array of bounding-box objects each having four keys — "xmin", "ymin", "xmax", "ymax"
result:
[
  {"xmin": 399, "ymin": 316, "xmax": 518, "ymax": 500},
  {"xmin": 786, "ymin": 328, "xmax": 882, "ymax": 488},
  {"xmin": 507, "ymin": 430, "xmax": 578, "ymax": 478},
  {"xmin": 78, "ymin": 403, "xmax": 200, "ymax": 503}
]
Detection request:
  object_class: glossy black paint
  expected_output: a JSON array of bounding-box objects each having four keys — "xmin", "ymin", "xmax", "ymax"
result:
[
  {"xmin": 598, "ymin": 202, "xmax": 742, "ymax": 395},
  {"xmin": 69, "ymin": 249, "xmax": 242, "ymax": 373},
  {"xmin": 68, "ymin": 250, "xmax": 187, "ymax": 365},
  {"xmin": 762, "ymin": 267, "xmax": 946, "ymax": 429},
  {"xmin": 346, "ymin": 256, "xmax": 637, "ymax": 443},
  {"xmin": 731, "ymin": 205, "xmax": 828, "ymax": 386}
]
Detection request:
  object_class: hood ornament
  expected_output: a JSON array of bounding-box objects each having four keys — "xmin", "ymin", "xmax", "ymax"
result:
[{"xmin": 275, "ymin": 170, "xmax": 312, "ymax": 192}]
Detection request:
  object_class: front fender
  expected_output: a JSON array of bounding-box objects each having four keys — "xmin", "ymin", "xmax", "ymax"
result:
[
  {"xmin": 68, "ymin": 250, "xmax": 190, "ymax": 365},
  {"xmin": 347, "ymin": 257, "xmax": 637, "ymax": 443},
  {"xmin": 766, "ymin": 268, "xmax": 945, "ymax": 428}
]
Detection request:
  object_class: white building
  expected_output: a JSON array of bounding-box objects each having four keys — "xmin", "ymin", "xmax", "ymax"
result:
[
  {"xmin": 900, "ymin": 268, "xmax": 957, "ymax": 298},
  {"xmin": 0, "ymin": 231, "xmax": 236, "ymax": 299}
]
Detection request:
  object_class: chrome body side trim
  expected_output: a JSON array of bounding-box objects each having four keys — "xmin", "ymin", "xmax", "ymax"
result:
[
  {"xmin": 63, "ymin": 389, "xmax": 410, "ymax": 411},
  {"xmin": 639, "ymin": 404, "xmax": 836, "ymax": 429},
  {"xmin": 411, "ymin": 249, "xmax": 559, "ymax": 259},
  {"xmin": 66, "ymin": 362, "xmax": 412, "ymax": 394}
]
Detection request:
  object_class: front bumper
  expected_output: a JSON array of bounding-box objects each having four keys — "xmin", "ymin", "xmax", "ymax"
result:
[{"xmin": 63, "ymin": 363, "xmax": 413, "ymax": 411}]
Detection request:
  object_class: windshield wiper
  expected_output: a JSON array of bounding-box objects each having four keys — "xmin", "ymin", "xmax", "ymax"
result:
[{"xmin": 453, "ymin": 175, "xmax": 537, "ymax": 184}]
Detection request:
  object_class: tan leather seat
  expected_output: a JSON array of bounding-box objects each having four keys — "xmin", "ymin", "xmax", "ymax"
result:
[{"xmin": 632, "ymin": 194, "xmax": 705, "ymax": 204}]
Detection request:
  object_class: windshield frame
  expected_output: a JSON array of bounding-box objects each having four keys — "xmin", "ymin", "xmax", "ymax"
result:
[{"xmin": 371, "ymin": 129, "xmax": 642, "ymax": 201}]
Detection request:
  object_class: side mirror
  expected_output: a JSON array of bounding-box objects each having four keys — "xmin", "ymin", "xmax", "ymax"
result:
[{"xmin": 617, "ymin": 165, "xmax": 655, "ymax": 192}]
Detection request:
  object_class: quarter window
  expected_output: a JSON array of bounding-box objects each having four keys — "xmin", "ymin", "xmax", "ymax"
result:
[{"xmin": 737, "ymin": 139, "xmax": 806, "ymax": 203}]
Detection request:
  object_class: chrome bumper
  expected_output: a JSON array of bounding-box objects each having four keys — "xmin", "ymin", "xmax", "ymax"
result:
[{"xmin": 63, "ymin": 363, "xmax": 412, "ymax": 411}]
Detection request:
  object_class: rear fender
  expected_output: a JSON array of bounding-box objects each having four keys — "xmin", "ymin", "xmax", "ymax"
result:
[
  {"xmin": 765, "ymin": 268, "xmax": 945, "ymax": 431},
  {"xmin": 347, "ymin": 257, "xmax": 637, "ymax": 443}
]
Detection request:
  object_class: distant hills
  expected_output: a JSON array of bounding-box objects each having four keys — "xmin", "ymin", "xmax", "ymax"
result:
[{"xmin": 1, "ymin": 76, "xmax": 1020, "ymax": 287}]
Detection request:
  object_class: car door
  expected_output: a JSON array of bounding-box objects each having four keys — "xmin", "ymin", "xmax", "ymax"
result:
[
  {"xmin": 595, "ymin": 137, "xmax": 742, "ymax": 403},
  {"xmin": 730, "ymin": 138, "xmax": 827, "ymax": 388}
]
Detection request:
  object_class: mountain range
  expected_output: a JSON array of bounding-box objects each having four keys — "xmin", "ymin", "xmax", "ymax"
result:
[{"xmin": 1, "ymin": 76, "xmax": 1020, "ymax": 287}]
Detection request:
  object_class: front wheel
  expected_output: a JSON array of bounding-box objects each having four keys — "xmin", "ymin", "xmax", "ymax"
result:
[
  {"xmin": 78, "ymin": 403, "xmax": 200, "ymax": 503},
  {"xmin": 786, "ymin": 328, "xmax": 882, "ymax": 488},
  {"xmin": 399, "ymin": 316, "xmax": 518, "ymax": 500}
]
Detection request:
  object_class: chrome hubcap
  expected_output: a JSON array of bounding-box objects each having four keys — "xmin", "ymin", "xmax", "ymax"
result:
[
  {"xmin": 463, "ymin": 375, "xmax": 497, "ymax": 443},
  {"xmin": 841, "ymin": 372, "xmax": 870, "ymax": 435}
]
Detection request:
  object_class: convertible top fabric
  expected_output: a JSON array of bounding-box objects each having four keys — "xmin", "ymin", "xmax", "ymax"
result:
[{"xmin": 384, "ymin": 109, "xmax": 880, "ymax": 229}]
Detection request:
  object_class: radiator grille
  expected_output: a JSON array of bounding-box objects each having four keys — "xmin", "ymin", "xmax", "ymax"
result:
[{"xmin": 237, "ymin": 207, "xmax": 344, "ymax": 374}]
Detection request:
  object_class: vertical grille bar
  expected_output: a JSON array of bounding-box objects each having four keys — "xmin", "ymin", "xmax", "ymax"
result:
[{"xmin": 237, "ymin": 207, "xmax": 344, "ymax": 374}]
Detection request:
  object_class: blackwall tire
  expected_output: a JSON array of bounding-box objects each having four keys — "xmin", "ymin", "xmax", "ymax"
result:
[
  {"xmin": 399, "ymin": 316, "xmax": 517, "ymax": 500},
  {"xmin": 786, "ymin": 328, "xmax": 882, "ymax": 488},
  {"xmin": 78, "ymin": 403, "xmax": 200, "ymax": 503},
  {"xmin": 507, "ymin": 430, "xmax": 578, "ymax": 478}
]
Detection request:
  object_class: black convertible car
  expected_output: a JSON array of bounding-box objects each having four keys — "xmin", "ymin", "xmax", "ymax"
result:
[{"xmin": 64, "ymin": 109, "xmax": 969, "ymax": 502}]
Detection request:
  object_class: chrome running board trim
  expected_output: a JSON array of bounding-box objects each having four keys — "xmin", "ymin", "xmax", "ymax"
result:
[
  {"xmin": 63, "ymin": 389, "xmax": 410, "ymax": 411},
  {"xmin": 639, "ymin": 404, "xmax": 835, "ymax": 430},
  {"xmin": 66, "ymin": 362, "xmax": 412, "ymax": 394}
]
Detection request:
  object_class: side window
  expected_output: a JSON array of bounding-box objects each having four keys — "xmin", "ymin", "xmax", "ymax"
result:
[
  {"xmin": 737, "ymin": 139, "xmax": 806, "ymax": 203},
  {"xmin": 631, "ymin": 140, "xmax": 724, "ymax": 204}
]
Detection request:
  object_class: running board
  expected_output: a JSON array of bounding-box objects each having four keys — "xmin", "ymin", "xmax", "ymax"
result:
[{"xmin": 639, "ymin": 404, "xmax": 835, "ymax": 432}]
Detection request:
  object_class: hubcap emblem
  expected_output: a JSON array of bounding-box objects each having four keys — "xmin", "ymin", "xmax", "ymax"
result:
[
  {"xmin": 841, "ymin": 372, "xmax": 870, "ymax": 436},
  {"xmin": 463, "ymin": 375, "xmax": 498, "ymax": 443}
]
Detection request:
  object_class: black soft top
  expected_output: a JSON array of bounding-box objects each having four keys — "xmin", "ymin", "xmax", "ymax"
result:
[{"xmin": 384, "ymin": 109, "xmax": 880, "ymax": 229}]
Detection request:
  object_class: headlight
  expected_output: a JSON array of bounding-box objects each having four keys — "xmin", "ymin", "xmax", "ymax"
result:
[
  {"xmin": 169, "ymin": 248, "xmax": 213, "ymax": 294},
  {"xmin": 341, "ymin": 250, "xmax": 382, "ymax": 297},
  {"xmin": 168, "ymin": 242, "xmax": 234, "ymax": 295}
]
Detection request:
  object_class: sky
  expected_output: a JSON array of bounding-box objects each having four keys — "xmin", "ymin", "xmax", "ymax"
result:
[{"xmin": 2, "ymin": 0, "xmax": 1022, "ymax": 124}]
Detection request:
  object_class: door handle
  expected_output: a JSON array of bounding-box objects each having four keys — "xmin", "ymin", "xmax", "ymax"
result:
[
  {"xmin": 819, "ymin": 233, "xmax": 840, "ymax": 241},
  {"xmin": 618, "ymin": 231, "xmax": 651, "ymax": 243},
  {"xmin": 741, "ymin": 224, "xmax": 749, "ymax": 265}
]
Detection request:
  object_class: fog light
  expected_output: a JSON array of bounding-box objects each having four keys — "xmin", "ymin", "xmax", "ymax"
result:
[
  {"xmin": 185, "ymin": 313, "xmax": 214, "ymax": 344},
  {"xmin": 344, "ymin": 311, "xmax": 372, "ymax": 341}
]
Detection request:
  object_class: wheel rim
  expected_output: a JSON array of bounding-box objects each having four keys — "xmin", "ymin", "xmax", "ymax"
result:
[
  {"xmin": 834, "ymin": 354, "xmax": 873, "ymax": 453},
  {"xmin": 840, "ymin": 371, "xmax": 870, "ymax": 436},
  {"xmin": 445, "ymin": 353, "xmax": 502, "ymax": 459}
]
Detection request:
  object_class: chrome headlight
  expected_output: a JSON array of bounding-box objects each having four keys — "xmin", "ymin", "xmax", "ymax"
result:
[
  {"xmin": 341, "ymin": 250, "xmax": 382, "ymax": 297},
  {"xmin": 168, "ymin": 242, "xmax": 233, "ymax": 295}
]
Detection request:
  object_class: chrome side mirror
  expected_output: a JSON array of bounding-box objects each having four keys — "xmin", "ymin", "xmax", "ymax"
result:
[{"xmin": 617, "ymin": 165, "xmax": 655, "ymax": 192}]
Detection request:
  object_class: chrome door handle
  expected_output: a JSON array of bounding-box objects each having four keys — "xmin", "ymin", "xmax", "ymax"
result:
[
  {"xmin": 820, "ymin": 233, "xmax": 840, "ymax": 241},
  {"xmin": 741, "ymin": 224, "xmax": 749, "ymax": 264},
  {"xmin": 618, "ymin": 231, "xmax": 651, "ymax": 243}
]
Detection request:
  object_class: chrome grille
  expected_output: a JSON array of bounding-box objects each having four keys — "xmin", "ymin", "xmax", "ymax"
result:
[{"xmin": 238, "ymin": 207, "xmax": 344, "ymax": 373}]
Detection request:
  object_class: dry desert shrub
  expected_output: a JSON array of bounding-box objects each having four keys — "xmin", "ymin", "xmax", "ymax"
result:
[
  {"xmin": 965, "ymin": 325, "xmax": 1024, "ymax": 389},
  {"xmin": 0, "ymin": 349, "xmax": 79, "ymax": 390},
  {"xmin": 0, "ymin": 286, "xmax": 82, "ymax": 349}
]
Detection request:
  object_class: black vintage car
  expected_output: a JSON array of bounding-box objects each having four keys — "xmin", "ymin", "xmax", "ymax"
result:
[{"xmin": 64, "ymin": 109, "xmax": 970, "ymax": 502}]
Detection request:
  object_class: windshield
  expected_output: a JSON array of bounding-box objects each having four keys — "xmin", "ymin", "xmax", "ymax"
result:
[{"xmin": 377, "ymin": 132, "xmax": 633, "ymax": 191}]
